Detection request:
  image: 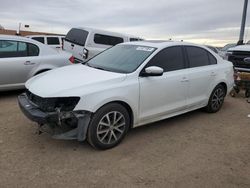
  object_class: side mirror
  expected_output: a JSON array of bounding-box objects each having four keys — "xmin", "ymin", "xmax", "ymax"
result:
[
  {"xmin": 82, "ymin": 48, "xmax": 88, "ymax": 59},
  {"xmin": 140, "ymin": 66, "xmax": 164, "ymax": 77}
]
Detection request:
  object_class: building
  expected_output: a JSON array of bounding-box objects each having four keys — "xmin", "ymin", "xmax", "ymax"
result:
[{"xmin": 0, "ymin": 28, "xmax": 64, "ymax": 36}]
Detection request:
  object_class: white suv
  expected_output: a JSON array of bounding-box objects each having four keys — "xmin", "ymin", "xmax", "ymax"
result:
[
  {"xmin": 63, "ymin": 27, "xmax": 142, "ymax": 63},
  {"xmin": 18, "ymin": 41, "xmax": 234, "ymax": 150}
]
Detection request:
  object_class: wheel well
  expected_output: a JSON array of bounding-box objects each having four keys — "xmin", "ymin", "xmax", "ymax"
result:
[
  {"xmin": 102, "ymin": 101, "xmax": 134, "ymax": 129},
  {"xmin": 34, "ymin": 69, "xmax": 50, "ymax": 75},
  {"xmin": 218, "ymin": 82, "xmax": 227, "ymax": 95}
]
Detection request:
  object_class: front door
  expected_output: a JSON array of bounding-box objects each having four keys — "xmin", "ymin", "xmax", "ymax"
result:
[{"xmin": 139, "ymin": 46, "xmax": 188, "ymax": 124}]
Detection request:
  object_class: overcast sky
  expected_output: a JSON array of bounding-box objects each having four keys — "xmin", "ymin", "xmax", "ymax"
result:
[{"xmin": 0, "ymin": 0, "xmax": 249, "ymax": 46}]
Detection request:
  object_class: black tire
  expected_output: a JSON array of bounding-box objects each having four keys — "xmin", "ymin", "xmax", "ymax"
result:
[
  {"xmin": 205, "ymin": 84, "xmax": 226, "ymax": 113},
  {"xmin": 35, "ymin": 69, "xmax": 50, "ymax": 75},
  {"xmin": 87, "ymin": 103, "xmax": 130, "ymax": 150}
]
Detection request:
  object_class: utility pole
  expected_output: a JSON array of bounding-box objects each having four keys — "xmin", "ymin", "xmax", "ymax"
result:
[
  {"xmin": 16, "ymin": 23, "xmax": 21, "ymax": 35},
  {"xmin": 16, "ymin": 23, "xmax": 30, "ymax": 36},
  {"xmin": 237, "ymin": 0, "xmax": 248, "ymax": 45}
]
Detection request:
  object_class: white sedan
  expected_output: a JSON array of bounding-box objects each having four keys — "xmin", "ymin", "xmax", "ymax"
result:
[
  {"xmin": 18, "ymin": 41, "xmax": 234, "ymax": 150},
  {"xmin": 0, "ymin": 35, "xmax": 74, "ymax": 91}
]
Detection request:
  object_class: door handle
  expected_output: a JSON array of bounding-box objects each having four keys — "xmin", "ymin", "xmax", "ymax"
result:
[
  {"xmin": 24, "ymin": 61, "xmax": 35, "ymax": 65},
  {"xmin": 181, "ymin": 77, "xmax": 189, "ymax": 82},
  {"xmin": 210, "ymin": 72, "xmax": 216, "ymax": 76}
]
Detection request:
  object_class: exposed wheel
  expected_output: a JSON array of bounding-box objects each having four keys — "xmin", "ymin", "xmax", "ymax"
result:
[
  {"xmin": 205, "ymin": 84, "xmax": 226, "ymax": 113},
  {"xmin": 87, "ymin": 103, "xmax": 130, "ymax": 150}
]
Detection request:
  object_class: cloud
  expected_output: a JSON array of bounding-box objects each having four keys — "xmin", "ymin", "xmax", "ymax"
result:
[{"xmin": 0, "ymin": 0, "xmax": 248, "ymax": 46}]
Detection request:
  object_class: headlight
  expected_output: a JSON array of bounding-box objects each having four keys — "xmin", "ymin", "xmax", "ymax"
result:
[
  {"xmin": 26, "ymin": 90, "xmax": 80, "ymax": 112},
  {"xmin": 225, "ymin": 51, "xmax": 233, "ymax": 60}
]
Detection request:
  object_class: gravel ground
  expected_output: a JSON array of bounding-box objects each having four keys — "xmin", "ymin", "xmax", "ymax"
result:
[{"xmin": 0, "ymin": 90, "xmax": 250, "ymax": 188}]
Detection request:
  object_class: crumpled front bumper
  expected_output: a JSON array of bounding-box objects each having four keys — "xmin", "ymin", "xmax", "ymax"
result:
[{"xmin": 18, "ymin": 93, "xmax": 91, "ymax": 141}]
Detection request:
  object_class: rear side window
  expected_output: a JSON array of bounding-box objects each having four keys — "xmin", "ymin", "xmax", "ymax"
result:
[
  {"xmin": 65, "ymin": 28, "xmax": 89, "ymax": 46},
  {"xmin": 186, "ymin": 46, "xmax": 210, "ymax": 68},
  {"xmin": 146, "ymin": 46, "xmax": 185, "ymax": 72},
  {"xmin": 208, "ymin": 53, "xmax": 217, "ymax": 64},
  {"xmin": 32, "ymin": 37, "xmax": 44, "ymax": 44},
  {"xmin": 47, "ymin": 37, "xmax": 60, "ymax": 45},
  {"xmin": 186, "ymin": 46, "xmax": 217, "ymax": 67},
  {"xmin": 0, "ymin": 40, "xmax": 39, "ymax": 58},
  {"xmin": 28, "ymin": 43, "xmax": 39, "ymax": 56},
  {"xmin": 94, "ymin": 34, "xmax": 124, "ymax": 46}
]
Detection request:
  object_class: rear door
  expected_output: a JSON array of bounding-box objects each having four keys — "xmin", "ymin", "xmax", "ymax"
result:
[
  {"xmin": 184, "ymin": 46, "xmax": 218, "ymax": 107},
  {"xmin": 139, "ymin": 46, "xmax": 188, "ymax": 123},
  {"xmin": 0, "ymin": 40, "xmax": 40, "ymax": 87},
  {"xmin": 64, "ymin": 28, "xmax": 89, "ymax": 61}
]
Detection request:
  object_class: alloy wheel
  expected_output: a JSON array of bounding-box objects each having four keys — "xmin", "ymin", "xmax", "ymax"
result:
[
  {"xmin": 211, "ymin": 88, "xmax": 225, "ymax": 110},
  {"xmin": 96, "ymin": 111, "xmax": 126, "ymax": 145}
]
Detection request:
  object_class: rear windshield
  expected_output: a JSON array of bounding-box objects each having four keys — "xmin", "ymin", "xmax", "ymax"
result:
[{"xmin": 65, "ymin": 28, "xmax": 89, "ymax": 46}]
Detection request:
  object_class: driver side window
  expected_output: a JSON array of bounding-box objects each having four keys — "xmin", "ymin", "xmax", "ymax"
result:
[{"xmin": 146, "ymin": 46, "xmax": 185, "ymax": 72}]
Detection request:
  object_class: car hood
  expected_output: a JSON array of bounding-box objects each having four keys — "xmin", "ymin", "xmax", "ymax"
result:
[
  {"xmin": 228, "ymin": 45, "xmax": 250, "ymax": 52},
  {"xmin": 26, "ymin": 64, "xmax": 127, "ymax": 97}
]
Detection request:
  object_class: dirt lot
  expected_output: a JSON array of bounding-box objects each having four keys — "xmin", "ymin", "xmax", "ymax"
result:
[{"xmin": 0, "ymin": 91, "xmax": 250, "ymax": 188}]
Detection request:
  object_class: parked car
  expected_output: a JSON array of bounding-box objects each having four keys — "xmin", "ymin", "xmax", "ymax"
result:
[
  {"xmin": 0, "ymin": 35, "xmax": 74, "ymax": 91},
  {"xmin": 205, "ymin": 45, "xmax": 219, "ymax": 54},
  {"xmin": 220, "ymin": 43, "xmax": 237, "ymax": 59},
  {"xmin": 26, "ymin": 35, "xmax": 65, "ymax": 49},
  {"xmin": 227, "ymin": 44, "xmax": 250, "ymax": 72},
  {"xmin": 18, "ymin": 41, "xmax": 234, "ymax": 149},
  {"xmin": 63, "ymin": 27, "xmax": 142, "ymax": 63}
]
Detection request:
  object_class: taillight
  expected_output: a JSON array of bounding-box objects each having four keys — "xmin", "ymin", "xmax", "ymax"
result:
[{"xmin": 69, "ymin": 56, "xmax": 75, "ymax": 64}]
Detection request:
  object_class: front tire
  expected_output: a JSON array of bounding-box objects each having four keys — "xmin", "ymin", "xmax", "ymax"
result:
[
  {"xmin": 205, "ymin": 84, "xmax": 226, "ymax": 113},
  {"xmin": 87, "ymin": 103, "xmax": 130, "ymax": 150}
]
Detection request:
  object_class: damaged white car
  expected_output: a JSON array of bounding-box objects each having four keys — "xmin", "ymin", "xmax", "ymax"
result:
[{"xmin": 18, "ymin": 41, "xmax": 234, "ymax": 150}]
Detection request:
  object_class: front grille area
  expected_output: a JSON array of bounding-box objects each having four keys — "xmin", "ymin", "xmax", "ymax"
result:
[
  {"xmin": 25, "ymin": 90, "xmax": 80, "ymax": 112},
  {"xmin": 228, "ymin": 51, "xmax": 250, "ymax": 69},
  {"xmin": 26, "ymin": 90, "xmax": 57, "ymax": 112}
]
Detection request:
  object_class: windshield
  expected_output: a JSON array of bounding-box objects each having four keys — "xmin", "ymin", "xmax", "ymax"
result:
[{"xmin": 85, "ymin": 44, "xmax": 156, "ymax": 73}]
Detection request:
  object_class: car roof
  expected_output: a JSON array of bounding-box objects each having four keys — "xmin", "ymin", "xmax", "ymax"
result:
[
  {"xmin": 73, "ymin": 27, "xmax": 140, "ymax": 38},
  {"xmin": 121, "ymin": 40, "xmax": 203, "ymax": 49},
  {"xmin": 0, "ymin": 34, "xmax": 42, "ymax": 43},
  {"xmin": 26, "ymin": 35, "xmax": 65, "ymax": 38}
]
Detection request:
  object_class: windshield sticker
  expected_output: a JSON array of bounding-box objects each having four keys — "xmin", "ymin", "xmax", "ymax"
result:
[{"xmin": 136, "ymin": 47, "xmax": 154, "ymax": 52}]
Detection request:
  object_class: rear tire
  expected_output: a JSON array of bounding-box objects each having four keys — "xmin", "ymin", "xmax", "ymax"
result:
[
  {"xmin": 35, "ymin": 69, "xmax": 50, "ymax": 75},
  {"xmin": 205, "ymin": 84, "xmax": 226, "ymax": 113},
  {"xmin": 87, "ymin": 103, "xmax": 130, "ymax": 150}
]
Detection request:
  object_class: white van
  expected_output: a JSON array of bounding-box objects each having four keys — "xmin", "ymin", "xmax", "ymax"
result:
[
  {"xmin": 63, "ymin": 27, "xmax": 142, "ymax": 62},
  {"xmin": 26, "ymin": 35, "xmax": 65, "ymax": 50}
]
